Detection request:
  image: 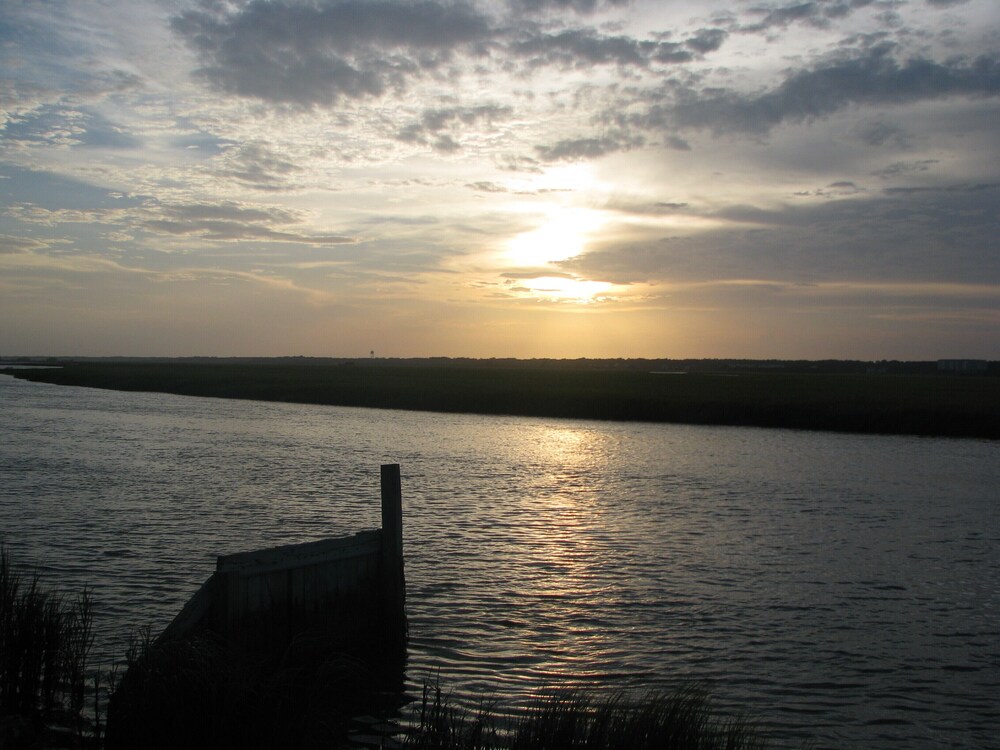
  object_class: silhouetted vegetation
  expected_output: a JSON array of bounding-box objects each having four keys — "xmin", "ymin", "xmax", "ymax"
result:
[
  {"xmin": 406, "ymin": 681, "xmax": 771, "ymax": 750},
  {"xmin": 8, "ymin": 360, "xmax": 1000, "ymax": 438},
  {"xmin": 0, "ymin": 548, "xmax": 99, "ymax": 747},
  {"xmin": 2, "ymin": 549, "xmax": 782, "ymax": 748}
]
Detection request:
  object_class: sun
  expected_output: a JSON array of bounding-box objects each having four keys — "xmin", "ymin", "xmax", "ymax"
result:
[
  {"xmin": 505, "ymin": 207, "xmax": 606, "ymax": 266},
  {"xmin": 512, "ymin": 275, "xmax": 613, "ymax": 303}
]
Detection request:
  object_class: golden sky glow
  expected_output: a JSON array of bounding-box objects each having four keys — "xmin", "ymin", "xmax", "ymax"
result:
[{"xmin": 1, "ymin": 0, "xmax": 998, "ymax": 358}]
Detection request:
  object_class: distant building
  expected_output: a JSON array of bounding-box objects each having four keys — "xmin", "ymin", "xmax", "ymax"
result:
[{"xmin": 937, "ymin": 359, "xmax": 988, "ymax": 374}]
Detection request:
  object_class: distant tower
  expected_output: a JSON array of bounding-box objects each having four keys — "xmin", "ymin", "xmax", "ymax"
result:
[{"xmin": 370, "ymin": 350, "xmax": 375, "ymax": 359}]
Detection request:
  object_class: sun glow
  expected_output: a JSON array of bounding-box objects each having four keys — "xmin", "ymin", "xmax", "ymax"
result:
[
  {"xmin": 512, "ymin": 275, "xmax": 613, "ymax": 303},
  {"xmin": 505, "ymin": 207, "xmax": 606, "ymax": 266}
]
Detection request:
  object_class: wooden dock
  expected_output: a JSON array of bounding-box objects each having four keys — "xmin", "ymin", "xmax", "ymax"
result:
[{"xmin": 157, "ymin": 463, "xmax": 407, "ymax": 650}]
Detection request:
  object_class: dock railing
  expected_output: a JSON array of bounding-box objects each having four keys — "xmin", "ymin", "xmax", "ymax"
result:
[{"xmin": 157, "ymin": 463, "xmax": 406, "ymax": 650}]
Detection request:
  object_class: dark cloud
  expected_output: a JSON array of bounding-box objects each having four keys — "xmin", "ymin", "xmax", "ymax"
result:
[
  {"xmin": 535, "ymin": 131, "xmax": 644, "ymax": 161},
  {"xmin": 926, "ymin": 0, "xmax": 971, "ymax": 6},
  {"xmin": 466, "ymin": 181, "xmax": 508, "ymax": 192},
  {"xmin": 140, "ymin": 201, "xmax": 356, "ymax": 244},
  {"xmin": 172, "ymin": 1, "xmax": 727, "ymax": 108},
  {"xmin": 664, "ymin": 45, "xmax": 1000, "ymax": 135},
  {"xmin": 507, "ymin": 0, "xmax": 630, "ymax": 13},
  {"xmin": 511, "ymin": 27, "xmax": 729, "ymax": 70},
  {"xmin": 685, "ymin": 28, "xmax": 729, "ymax": 54},
  {"xmin": 744, "ymin": 2, "xmax": 823, "ymax": 32},
  {"xmin": 603, "ymin": 199, "xmax": 691, "ymax": 216},
  {"xmin": 563, "ymin": 186, "xmax": 1000, "ymax": 286},
  {"xmin": 512, "ymin": 29, "xmax": 654, "ymax": 68},
  {"xmin": 855, "ymin": 120, "xmax": 910, "ymax": 147},
  {"xmin": 218, "ymin": 143, "xmax": 303, "ymax": 191},
  {"xmin": 882, "ymin": 181, "xmax": 1000, "ymax": 195},
  {"xmin": 497, "ymin": 155, "xmax": 543, "ymax": 172},
  {"xmin": 652, "ymin": 43, "xmax": 695, "ymax": 65},
  {"xmin": 396, "ymin": 104, "xmax": 512, "ymax": 151},
  {"xmin": 739, "ymin": 0, "xmax": 883, "ymax": 33},
  {"xmin": 870, "ymin": 159, "xmax": 938, "ymax": 178},
  {"xmin": 794, "ymin": 180, "xmax": 868, "ymax": 197},
  {"xmin": 172, "ymin": 0, "xmax": 493, "ymax": 106},
  {"xmin": 664, "ymin": 135, "xmax": 691, "ymax": 150}
]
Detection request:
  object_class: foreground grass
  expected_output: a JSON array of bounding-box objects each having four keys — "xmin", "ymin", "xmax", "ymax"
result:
[
  {"xmin": 407, "ymin": 682, "xmax": 771, "ymax": 750},
  {"xmin": 0, "ymin": 548, "xmax": 99, "ymax": 747},
  {"xmin": 1, "ymin": 550, "xmax": 781, "ymax": 748},
  {"xmin": 9, "ymin": 361, "xmax": 1000, "ymax": 438}
]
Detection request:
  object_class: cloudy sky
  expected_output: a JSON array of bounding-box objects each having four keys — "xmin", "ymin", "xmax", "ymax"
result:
[{"xmin": 1, "ymin": 0, "xmax": 997, "ymax": 359}]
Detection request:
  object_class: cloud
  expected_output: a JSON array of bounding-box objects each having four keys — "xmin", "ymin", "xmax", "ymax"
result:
[
  {"xmin": 792, "ymin": 180, "xmax": 867, "ymax": 197},
  {"xmin": 870, "ymin": 159, "xmax": 938, "ymax": 178},
  {"xmin": 602, "ymin": 199, "xmax": 691, "ymax": 216},
  {"xmin": 172, "ymin": 0, "xmax": 730, "ymax": 114},
  {"xmin": 535, "ymin": 131, "xmax": 644, "ymax": 161},
  {"xmin": 512, "ymin": 29, "xmax": 659, "ymax": 68},
  {"xmin": 496, "ymin": 154, "xmax": 543, "ymax": 172},
  {"xmin": 506, "ymin": 0, "xmax": 630, "ymax": 13},
  {"xmin": 685, "ymin": 28, "xmax": 729, "ymax": 54},
  {"xmin": 881, "ymin": 181, "xmax": 1000, "ymax": 195},
  {"xmin": 217, "ymin": 142, "xmax": 304, "ymax": 191},
  {"xmin": 739, "ymin": 0, "xmax": 883, "ymax": 33},
  {"xmin": 8, "ymin": 199, "xmax": 357, "ymax": 246},
  {"xmin": 396, "ymin": 104, "xmax": 513, "ymax": 151},
  {"xmin": 0, "ymin": 105, "xmax": 140, "ymax": 150},
  {"xmin": 563, "ymin": 185, "xmax": 1000, "ymax": 287},
  {"xmin": 664, "ymin": 44, "xmax": 1000, "ymax": 135},
  {"xmin": 466, "ymin": 181, "xmax": 508, "ymax": 193},
  {"xmin": 855, "ymin": 120, "xmax": 910, "ymax": 147},
  {"xmin": 511, "ymin": 27, "xmax": 727, "ymax": 70},
  {"xmin": 664, "ymin": 135, "xmax": 691, "ymax": 150},
  {"xmin": 0, "ymin": 235, "xmax": 52, "ymax": 254},
  {"xmin": 139, "ymin": 202, "xmax": 356, "ymax": 244},
  {"xmin": 172, "ymin": 0, "xmax": 494, "ymax": 107},
  {"xmin": 500, "ymin": 270, "xmax": 576, "ymax": 279}
]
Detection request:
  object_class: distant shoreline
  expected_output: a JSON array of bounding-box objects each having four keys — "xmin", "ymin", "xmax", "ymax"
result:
[{"xmin": 6, "ymin": 360, "xmax": 1000, "ymax": 440}]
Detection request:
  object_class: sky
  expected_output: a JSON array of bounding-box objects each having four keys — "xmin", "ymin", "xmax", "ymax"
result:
[{"xmin": 1, "ymin": 0, "xmax": 998, "ymax": 360}]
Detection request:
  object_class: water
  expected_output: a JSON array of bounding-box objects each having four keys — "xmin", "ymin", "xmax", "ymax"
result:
[{"xmin": 1, "ymin": 373, "xmax": 998, "ymax": 749}]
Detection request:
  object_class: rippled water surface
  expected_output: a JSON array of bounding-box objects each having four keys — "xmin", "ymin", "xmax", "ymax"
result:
[{"xmin": 1, "ymin": 374, "xmax": 998, "ymax": 749}]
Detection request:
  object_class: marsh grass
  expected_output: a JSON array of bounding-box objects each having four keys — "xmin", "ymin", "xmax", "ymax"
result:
[
  {"xmin": 13, "ymin": 361, "xmax": 1000, "ymax": 438},
  {"xmin": 0, "ymin": 547, "xmax": 96, "ymax": 746},
  {"xmin": 406, "ymin": 682, "xmax": 771, "ymax": 750}
]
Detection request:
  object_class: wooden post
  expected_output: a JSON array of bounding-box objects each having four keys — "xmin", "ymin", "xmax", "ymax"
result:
[
  {"xmin": 380, "ymin": 464, "xmax": 403, "ymax": 563},
  {"xmin": 380, "ymin": 463, "xmax": 406, "ymax": 645}
]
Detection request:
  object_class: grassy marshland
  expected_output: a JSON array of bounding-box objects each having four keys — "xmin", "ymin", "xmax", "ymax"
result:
[
  {"xmin": 9, "ymin": 360, "xmax": 1000, "ymax": 439},
  {"xmin": 0, "ymin": 549, "xmax": 98, "ymax": 747},
  {"xmin": 407, "ymin": 681, "xmax": 771, "ymax": 750},
  {"xmin": 105, "ymin": 627, "xmax": 776, "ymax": 750}
]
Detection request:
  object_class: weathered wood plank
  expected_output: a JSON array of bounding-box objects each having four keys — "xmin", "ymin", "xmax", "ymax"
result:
[
  {"xmin": 217, "ymin": 530, "xmax": 381, "ymax": 575},
  {"xmin": 158, "ymin": 465, "xmax": 406, "ymax": 649}
]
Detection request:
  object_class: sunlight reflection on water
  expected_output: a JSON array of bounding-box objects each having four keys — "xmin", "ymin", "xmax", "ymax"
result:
[{"xmin": 1, "ymin": 374, "xmax": 998, "ymax": 749}]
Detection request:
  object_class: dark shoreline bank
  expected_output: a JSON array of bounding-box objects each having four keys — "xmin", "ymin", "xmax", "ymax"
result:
[{"xmin": 6, "ymin": 360, "xmax": 999, "ymax": 440}]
